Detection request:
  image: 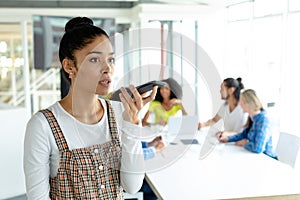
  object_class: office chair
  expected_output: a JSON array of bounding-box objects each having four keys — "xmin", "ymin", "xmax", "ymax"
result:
[{"xmin": 276, "ymin": 132, "xmax": 300, "ymax": 169}]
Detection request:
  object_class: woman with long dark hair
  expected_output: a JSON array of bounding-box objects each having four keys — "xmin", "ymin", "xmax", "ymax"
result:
[
  {"xmin": 142, "ymin": 77, "xmax": 187, "ymax": 126},
  {"xmin": 24, "ymin": 17, "xmax": 157, "ymax": 199}
]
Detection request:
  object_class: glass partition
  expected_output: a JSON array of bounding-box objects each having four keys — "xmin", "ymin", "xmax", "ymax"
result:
[{"xmin": 0, "ymin": 23, "xmax": 33, "ymax": 108}]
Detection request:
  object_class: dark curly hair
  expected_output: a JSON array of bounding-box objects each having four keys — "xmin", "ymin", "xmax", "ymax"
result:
[{"xmin": 154, "ymin": 78, "xmax": 182, "ymax": 102}]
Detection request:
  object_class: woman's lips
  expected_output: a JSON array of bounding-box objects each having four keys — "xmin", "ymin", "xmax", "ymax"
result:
[{"xmin": 99, "ymin": 79, "xmax": 111, "ymax": 87}]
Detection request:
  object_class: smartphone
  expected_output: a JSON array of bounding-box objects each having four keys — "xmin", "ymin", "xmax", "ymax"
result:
[
  {"xmin": 136, "ymin": 80, "xmax": 165, "ymax": 95},
  {"xmin": 110, "ymin": 80, "xmax": 165, "ymax": 101}
]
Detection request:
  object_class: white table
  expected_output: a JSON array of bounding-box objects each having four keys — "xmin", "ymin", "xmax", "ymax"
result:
[{"xmin": 145, "ymin": 130, "xmax": 300, "ymax": 200}]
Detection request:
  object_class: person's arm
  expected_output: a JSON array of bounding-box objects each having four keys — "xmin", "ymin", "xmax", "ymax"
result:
[
  {"xmin": 118, "ymin": 85, "xmax": 157, "ymax": 194},
  {"xmin": 227, "ymin": 128, "xmax": 248, "ymax": 142},
  {"xmin": 143, "ymin": 146, "xmax": 156, "ymax": 160},
  {"xmin": 141, "ymin": 111, "xmax": 151, "ymax": 126},
  {"xmin": 23, "ymin": 114, "xmax": 51, "ymax": 200},
  {"xmin": 168, "ymin": 98, "xmax": 187, "ymax": 115},
  {"xmin": 198, "ymin": 114, "xmax": 221, "ymax": 129},
  {"xmin": 119, "ymin": 121, "xmax": 145, "ymax": 194},
  {"xmin": 178, "ymin": 100, "xmax": 187, "ymax": 115},
  {"xmin": 244, "ymin": 117, "xmax": 269, "ymax": 153}
]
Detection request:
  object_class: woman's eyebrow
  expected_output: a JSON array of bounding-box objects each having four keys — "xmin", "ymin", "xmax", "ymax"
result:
[{"xmin": 86, "ymin": 51, "xmax": 114, "ymax": 55}]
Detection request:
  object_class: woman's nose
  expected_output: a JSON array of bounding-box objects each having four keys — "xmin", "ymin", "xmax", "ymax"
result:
[{"xmin": 102, "ymin": 61, "xmax": 113, "ymax": 74}]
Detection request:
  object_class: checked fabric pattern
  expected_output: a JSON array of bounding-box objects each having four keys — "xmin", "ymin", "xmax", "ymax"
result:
[{"xmin": 40, "ymin": 100, "xmax": 123, "ymax": 199}]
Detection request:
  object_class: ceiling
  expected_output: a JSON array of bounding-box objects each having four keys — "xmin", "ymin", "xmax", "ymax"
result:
[{"xmin": 0, "ymin": 0, "xmax": 231, "ymax": 9}]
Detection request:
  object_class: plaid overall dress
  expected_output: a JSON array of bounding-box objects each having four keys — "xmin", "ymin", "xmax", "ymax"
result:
[{"xmin": 40, "ymin": 100, "xmax": 124, "ymax": 199}]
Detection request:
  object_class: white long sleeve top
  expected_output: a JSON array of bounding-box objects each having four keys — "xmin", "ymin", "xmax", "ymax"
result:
[{"xmin": 23, "ymin": 98, "xmax": 145, "ymax": 200}]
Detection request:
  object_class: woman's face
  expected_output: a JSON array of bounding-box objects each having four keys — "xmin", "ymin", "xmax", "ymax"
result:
[
  {"xmin": 73, "ymin": 35, "xmax": 114, "ymax": 96},
  {"xmin": 239, "ymin": 98, "xmax": 249, "ymax": 113},
  {"xmin": 160, "ymin": 83, "xmax": 171, "ymax": 100}
]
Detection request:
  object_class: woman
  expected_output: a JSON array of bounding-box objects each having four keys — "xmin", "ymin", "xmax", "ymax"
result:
[
  {"xmin": 217, "ymin": 89, "xmax": 277, "ymax": 159},
  {"xmin": 23, "ymin": 17, "xmax": 157, "ymax": 199},
  {"xmin": 142, "ymin": 77, "xmax": 187, "ymax": 126}
]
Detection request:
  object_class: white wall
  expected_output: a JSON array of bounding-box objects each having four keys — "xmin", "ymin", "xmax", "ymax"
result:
[{"xmin": 0, "ymin": 107, "xmax": 27, "ymax": 199}]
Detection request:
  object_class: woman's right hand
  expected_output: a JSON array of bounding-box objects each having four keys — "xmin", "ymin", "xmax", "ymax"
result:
[
  {"xmin": 216, "ymin": 131, "xmax": 229, "ymax": 143},
  {"xmin": 120, "ymin": 85, "xmax": 157, "ymax": 124},
  {"xmin": 158, "ymin": 120, "xmax": 167, "ymax": 126}
]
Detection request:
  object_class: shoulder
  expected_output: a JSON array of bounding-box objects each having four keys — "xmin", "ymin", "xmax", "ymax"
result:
[
  {"xmin": 150, "ymin": 100, "xmax": 161, "ymax": 106},
  {"xmin": 25, "ymin": 105, "xmax": 58, "ymax": 148},
  {"xmin": 235, "ymin": 104, "xmax": 245, "ymax": 115},
  {"xmin": 149, "ymin": 100, "xmax": 161, "ymax": 110},
  {"xmin": 217, "ymin": 102, "xmax": 227, "ymax": 114},
  {"xmin": 28, "ymin": 103, "xmax": 59, "ymax": 127},
  {"xmin": 254, "ymin": 110, "xmax": 269, "ymax": 123},
  {"xmin": 25, "ymin": 102, "xmax": 68, "ymax": 138},
  {"xmin": 219, "ymin": 102, "xmax": 227, "ymax": 109},
  {"xmin": 173, "ymin": 104, "xmax": 182, "ymax": 111}
]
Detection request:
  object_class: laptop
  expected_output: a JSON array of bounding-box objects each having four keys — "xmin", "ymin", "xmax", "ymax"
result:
[
  {"xmin": 168, "ymin": 115, "xmax": 199, "ymax": 135},
  {"xmin": 167, "ymin": 115, "xmax": 199, "ymax": 145}
]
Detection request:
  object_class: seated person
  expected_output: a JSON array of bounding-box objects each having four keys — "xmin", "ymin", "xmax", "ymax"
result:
[
  {"xmin": 142, "ymin": 77, "xmax": 187, "ymax": 126},
  {"xmin": 142, "ymin": 136, "xmax": 165, "ymax": 160},
  {"xmin": 141, "ymin": 136, "xmax": 165, "ymax": 200},
  {"xmin": 217, "ymin": 89, "xmax": 277, "ymax": 159},
  {"xmin": 198, "ymin": 77, "xmax": 248, "ymax": 133}
]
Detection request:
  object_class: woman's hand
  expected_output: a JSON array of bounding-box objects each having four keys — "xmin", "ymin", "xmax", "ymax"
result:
[
  {"xmin": 169, "ymin": 98, "xmax": 181, "ymax": 107},
  {"xmin": 158, "ymin": 120, "xmax": 167, "ymax": 126},
  {"xmin": 235, "ymin": 139, "xmax": 247, "ymax": 146},
  {"xmin": 119, "ymin": 85, "xmax": 158, "ymax": 124},
  {"xmin": 169, "ymin": 98, "xmax": 188, "ymax": 115},
  {"xmin": 216, "ymin": 131, "xmax": 229, "ymax": 143}
]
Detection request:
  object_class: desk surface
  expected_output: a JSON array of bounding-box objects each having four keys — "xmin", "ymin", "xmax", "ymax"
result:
[{"xmin": 145, "ymin": 130, "xmax": 300, "ymax": 200}]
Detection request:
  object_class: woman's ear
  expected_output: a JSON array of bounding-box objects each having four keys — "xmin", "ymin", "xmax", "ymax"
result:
[
  {"xmin": 62, "ymin": 58, "xmax": 72, "ymax": 73},
  {"xmin": 62, "ymin": 58, "xmax": 76, "ymax": 79},
  {"xmin": 62, "ymin": 58, "xmax": 76, "ymax": 74}
]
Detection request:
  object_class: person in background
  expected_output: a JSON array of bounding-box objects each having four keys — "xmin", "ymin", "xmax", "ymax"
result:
[
  {"xmin": 142, "ymin": 136, "xmax": 165, "ymax": 160},
  {"xmin": 142, "ymin": 77, "xmax": 187, "ymax": 126},
  {"xmin": 198, "ymin": 77, "xmax": 247, "ymax": 133},
  {"xmin": 141, "ymin": 77, "xmax": 187, "ymax": 200},
  {"xmin": 139, "ymin": 137, "xmax": 165, "ymax": 200},
  {"xmin": 23, "ymin": 17, "xmax": 157, "ymax": 199},
  {"xmin": 217, "ymin": 89, "xmax": 277, "ymax": 159}
]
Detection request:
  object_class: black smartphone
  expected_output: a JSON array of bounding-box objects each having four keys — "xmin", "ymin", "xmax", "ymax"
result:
[
  {"xmin": 136, "ymin": 80, "xmax": 165, "ymax": 95},
  {"xmin": 110, "ymin": 80, "xmax": 165, "ymax": 101}
]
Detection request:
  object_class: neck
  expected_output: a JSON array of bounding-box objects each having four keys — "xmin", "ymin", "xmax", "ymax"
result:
[
  {"xmin": 249, "ymin": 110, "xmax": 261, "ymax": 119},
  {"xmin": 227, "ymin": 96, "xmax": 238, "ymax": 112},
  {"xmin": 60, "ymin": 89, "xmax": 103, "ymax": 124},
  {"xmin": 162, "ymin": 98, "xmax": 170, "ymax": 104},
  {"xmin": 161, "ymin": 98, "xmax": 172, "ymax": 110}
]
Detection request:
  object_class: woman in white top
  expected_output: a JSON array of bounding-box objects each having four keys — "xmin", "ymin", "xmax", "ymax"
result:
[
  {"xmin": 23, "ymin": 17, "xmax": 157, "ymax": 199},
  {"xmin": 198, "ymin": 77, "xmax": 247, "ymax": 133}
]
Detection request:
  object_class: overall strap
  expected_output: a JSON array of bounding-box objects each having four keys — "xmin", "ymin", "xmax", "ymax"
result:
[
  {"xmin": 105, "ymin": 100, "xmax": 121, "ymax": 146},
  {"xmin": 40, "ymin": 109, "xmax": 69, "ymax": 151}
]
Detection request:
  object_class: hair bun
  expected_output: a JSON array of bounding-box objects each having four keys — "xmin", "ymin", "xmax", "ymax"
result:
[
  {"xmin": 236, "ymin": 77, "xmax": 244, "ymax": 89},
  {"xmin": 65, "ymin": 17, "xmax": 94, "ymax": 32}
]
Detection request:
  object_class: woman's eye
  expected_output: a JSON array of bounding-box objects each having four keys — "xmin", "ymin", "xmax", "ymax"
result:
[
  {"xmin": 90, "ymin": 57, "xmax": 100, "ymax": 63},
  {"xmin": 108, "ymin": 58, "xmax": 115, "ymax": 64}
]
